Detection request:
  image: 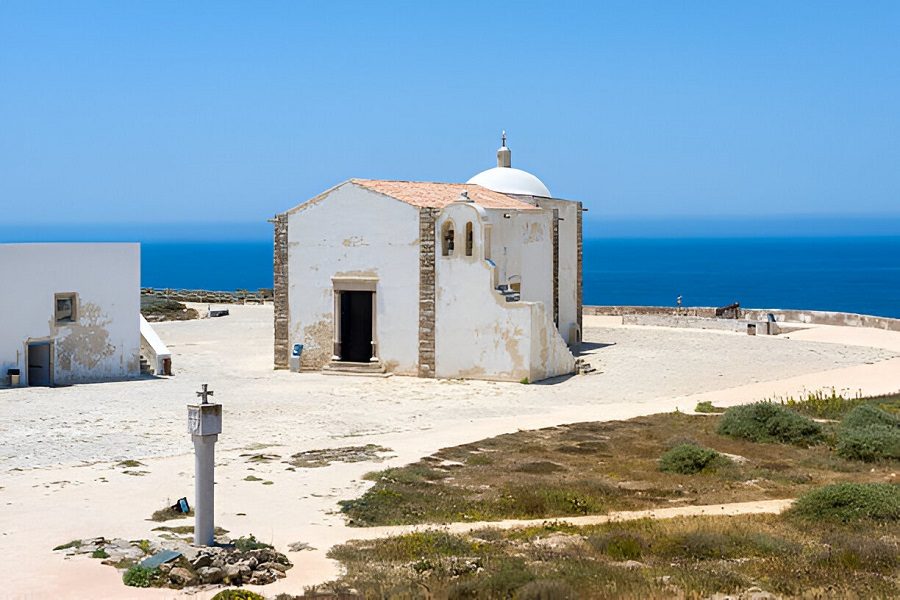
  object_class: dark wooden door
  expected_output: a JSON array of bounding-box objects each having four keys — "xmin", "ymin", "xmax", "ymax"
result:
[{"xmin": 340, "ymin": 291, "xmax": 373, "ymax": 362}]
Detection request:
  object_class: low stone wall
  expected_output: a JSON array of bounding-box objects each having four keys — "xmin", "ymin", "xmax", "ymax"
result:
[
  {"xmin": 142, "ymin": 288, "xmax": 273, "ymax": 305},
  {"xmin": 622, "ymin": 314, "xmax": 774, "ymax": 334},
  {"xmin": 586, "ymin": 305, "xmax": 900, "ymax": 332},
  {"xmin": 585, "ymin": 305, "xmax": 717, "ymax": 318}
]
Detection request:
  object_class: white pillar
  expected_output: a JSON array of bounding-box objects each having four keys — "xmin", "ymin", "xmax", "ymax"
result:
[
  {"xmin": 188, "ymin": 386, "xmax": 222, "ymax": 547},
  {"xmin": 192, "ymin": 434, "xmax": 217, "ymax": 546}
]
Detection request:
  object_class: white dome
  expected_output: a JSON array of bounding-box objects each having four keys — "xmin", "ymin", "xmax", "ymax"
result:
[{"xmin": 467, "ymin": 167, "xmax": 552, "ymax": 197}]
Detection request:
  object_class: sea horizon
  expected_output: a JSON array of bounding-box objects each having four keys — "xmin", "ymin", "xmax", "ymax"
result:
[{"xmin": 2, "ymin": 220, "xmax": 898, "ymax": 319}]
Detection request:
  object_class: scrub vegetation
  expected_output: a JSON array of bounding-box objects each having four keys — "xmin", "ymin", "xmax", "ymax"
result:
[
  {"xmin": 658, "ymin": 444, "xmax": 726, "ymax": 475},
  {"xmin": 150, "ymin": 503, "xmax": 193, "ymax": 522},
  {"xmin": 716, "ymin": 402, "xmax": 823, "ymax": 446},
  {"xmin": 694, "ymin": 400, "xmax": 725, "ymax": 414},
  {"xmin": 340, "ymin": 401, "xmax": 898, "ymax": 527},
  {"xmin": 140, "ymin": 295, "xmax": 199, "ymax": 322},
  {"xmin": 835, "ymin": 404, "xmax": 900, "ymax": 462},
  {"xmin": 326, "ymin": 509, "xmax": 900, "ymax": 599},
  {"xmin": 778, "ymin": 389, "xmax": 900, "ymax": 420}
]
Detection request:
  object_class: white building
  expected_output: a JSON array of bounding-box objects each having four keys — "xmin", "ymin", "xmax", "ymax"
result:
[
  {"xmin": 0, "ymin": 243, "xmax": 142, "ymax": 387},
  {"xmin": 273, "ymin": 137, "xmax": 583, "ymax": 382}
]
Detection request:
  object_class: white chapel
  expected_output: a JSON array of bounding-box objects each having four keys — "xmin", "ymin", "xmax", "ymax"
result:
[{"xmin": 273, "ymin": 135, "xmax": 583, "ymax": 382}]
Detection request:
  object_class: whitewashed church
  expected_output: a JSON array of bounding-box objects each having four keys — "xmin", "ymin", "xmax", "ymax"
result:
[{"xmin": 273, "ymin": 136, "xmax": 582, "ymax": 382}]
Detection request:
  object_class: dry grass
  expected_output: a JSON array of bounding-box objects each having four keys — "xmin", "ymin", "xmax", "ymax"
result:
[
  {"xmin": 287, "ymin": 445, "xmax": 393, "ymax": 469},
  {"xmin": 327, "ymin": 514, "xmax": 900, "ymax": 599},
  {"xmin": 149, "ymin": 505, "xmax": 193, "ymax": 522},
  {"xmin": 340, "ymin": 411, "xmax": 897, "ymax": 526}
]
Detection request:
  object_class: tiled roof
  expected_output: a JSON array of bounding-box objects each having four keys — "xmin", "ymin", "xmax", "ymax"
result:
[{"xmin": 351, "ymin": 179, "xmax": 539, "ymax": 211}]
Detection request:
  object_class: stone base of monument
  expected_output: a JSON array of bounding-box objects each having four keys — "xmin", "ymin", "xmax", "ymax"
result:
[{"xmin": 53, "ymin": 534, "xmax": 294, "ymax": 589}]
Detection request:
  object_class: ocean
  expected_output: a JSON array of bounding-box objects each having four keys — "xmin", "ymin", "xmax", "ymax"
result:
[{"xmin": 141, "ymin": 236, "xmax": 900, "ymax": 319}]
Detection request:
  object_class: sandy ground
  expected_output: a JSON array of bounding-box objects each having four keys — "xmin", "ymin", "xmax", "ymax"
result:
[{"xmin": 1, "ymin": 306, "xmax": 898, "ymax": 599}]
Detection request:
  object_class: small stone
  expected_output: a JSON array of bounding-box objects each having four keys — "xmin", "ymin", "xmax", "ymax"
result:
[
  {"xmin": 191, "ymin": 555, "xmax": 212, "ymax": 569},
  {"xmin": 169, "ymin": 567, "xmax": 198, "ymax": 587},
  {"xmin": 197, "ymin": 566, "xmax": 224, "ymax": 584},
  {"xmin": 259, "ymin": 561, "xmax": 288, "ymax": 573},
  {"xmin": 223, "ymin": 563, "xmax": 242, "ymax": 583}
]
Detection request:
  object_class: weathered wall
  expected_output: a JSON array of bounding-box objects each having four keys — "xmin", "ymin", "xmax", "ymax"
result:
[
  {"xmin": 417, "ymin": 208, "xmax": 438, "ymax": 377},
  {"xmin": 529, "ymin": 301, "xmax": 577, "ymax": 381},
  {"xmin": 434, "ymin": 203, "xmax": 574, "ymax": 381},
  {"xmin": 285, "ymin": 182, "xmax": 421, "ymax": 373},
  {"xmin": 622, "ymin": 314, "xmax": 776, "ymax": 334},
  {"xmin": 272, "ymin": 214, "xmax": 289, "ymax": 368},
  {"xmin": 0, "ymin": 243, "xmax": 140, "ymax": 385},
  {"xmin": 585, "ymin": 305, "xmax": 900, "ymax": 332},
  {"xmin": 585, "ymin": 305, "xmax": 718, "ymax": 317}
]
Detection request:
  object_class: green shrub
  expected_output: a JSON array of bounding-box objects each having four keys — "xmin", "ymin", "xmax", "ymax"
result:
[
  {"xmin": 835, "ymin": 405, "xmax": 900, "ymax": 462},
  {"xmin": 836, "ymin": 424, "xmax": 900, "ymax": 462},
  {"xmin": 717, "ymin": 402, "xmax": 823, "ymax": 446},
  {"xmin": 842, "ymin": 404, "xmax": 900, "ymax": 430},
  {"xmin": 91, "ymin": 548, "xmax": 109, "ymax": 559},
  {"xmin": 659, "ymin": 444, "xmax": 723, "ymax": 475},
  {"xmin": 695, "ymin": 401, "xmax": 725, "ymax": 414},
  {"xmin": 789, "ymin": 483, "xmax": 900, "ymax": 523},
  {"xmin": 211, "ymin": 590, "xmax": 266, "ymax": 600},
  {"xmin": 122, "ymin": 565, "xmax": 158, "ymax": 587},
  {"xmin": 234, "ymin": 534, "xmax": 272, "ymax": 552}
]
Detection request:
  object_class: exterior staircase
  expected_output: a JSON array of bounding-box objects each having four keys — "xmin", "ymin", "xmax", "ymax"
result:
[
  {"xmin": 139, "ymin": 354, "xmax": 152, "ymax": 375},
  {"xmin": 575, "ymin": 357, "xmax": 597, "ymax": 374}
]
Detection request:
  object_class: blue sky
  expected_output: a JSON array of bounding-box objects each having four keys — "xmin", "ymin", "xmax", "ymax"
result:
[{"xmin": 1, "ymin": 1, "xmax": 899, "ymax": 237}]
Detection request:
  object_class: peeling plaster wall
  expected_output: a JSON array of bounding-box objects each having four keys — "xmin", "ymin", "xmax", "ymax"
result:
[
  {"xmin": 529, "ymin": 301, "xmax": 577, "ymax": 382},
  {"xmin": 0, "ymin": 243, "xmax": 140, "ymax": 385},
  {"xmin": 285, "ymin": 183, "xmax": 420, "ymax": 373},
  {"xmin": 434, "ymin": 204, "xmax": 574, "ymax": 382}
]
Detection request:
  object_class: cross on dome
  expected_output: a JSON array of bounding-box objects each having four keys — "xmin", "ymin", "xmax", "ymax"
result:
[{"xmin": 466, "ymin": 131, "xmax": 552, "ymax": 197}]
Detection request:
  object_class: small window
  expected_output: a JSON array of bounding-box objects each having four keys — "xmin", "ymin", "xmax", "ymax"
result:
[
  {"xmin": 441, "ymin": 221, "xmax": 455, "ymax": 256},
  {"xmin": 55, "ymin": 293, "xmax": 77, "ymax": 324},
  {"xmin": 465, "ymin": 222, "xmax": 474, "ymax": 256}
]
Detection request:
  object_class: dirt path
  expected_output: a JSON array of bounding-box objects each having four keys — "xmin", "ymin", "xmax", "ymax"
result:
[{"xmin": 333, "ymin": 498, "xmax": 796, "ymax": 541}]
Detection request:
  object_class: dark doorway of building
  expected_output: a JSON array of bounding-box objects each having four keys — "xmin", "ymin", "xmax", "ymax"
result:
[
  {"xmin": 27, "ymin": 342, "xmax": 52, "ymax": 386},
  {"xmin": 340, "ymin": 291, "xmax": 373, "ymax": 362}
]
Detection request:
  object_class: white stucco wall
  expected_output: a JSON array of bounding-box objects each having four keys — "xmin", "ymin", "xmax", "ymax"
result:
[
  {"xmin": 285, "ymin": 182, "xmax": 421, "ymax": 374},
  {"xmin": 485, "ymin": 209, "xmax": 553, "ymax": 314},
  {"xmin": 0, "ymin": 243, "xmax": 141, "ymax": 386},
  {"xmin": 434, "ymin": 203, "xmax": 574, "ymax": 382},
  {"xmin": 529, "ymin": 301, "xmax": 577, "ymax": 382}
]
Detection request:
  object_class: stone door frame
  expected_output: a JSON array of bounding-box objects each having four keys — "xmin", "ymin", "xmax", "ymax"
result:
[{"xmin": 331, "ymin": 276, "xmax": 379, "ymax": 363}]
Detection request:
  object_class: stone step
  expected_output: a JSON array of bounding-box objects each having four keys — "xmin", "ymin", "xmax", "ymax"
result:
[{"xmin": 321, "ymin": 361, "xmax": 391, "ymax": 378}]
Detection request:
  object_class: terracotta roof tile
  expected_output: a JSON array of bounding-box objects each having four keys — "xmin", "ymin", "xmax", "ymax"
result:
[{"xmin": 351, "ymin": 179, "xmax": 539, "ymax": 211}]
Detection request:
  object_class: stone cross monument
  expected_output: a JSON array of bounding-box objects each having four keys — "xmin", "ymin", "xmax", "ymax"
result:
[{"xmin": 188, "ymin": 383, "xmax": 222, "ymax": 546}]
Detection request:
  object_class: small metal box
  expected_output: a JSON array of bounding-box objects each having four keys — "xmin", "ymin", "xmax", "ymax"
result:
[{"xmin": 187, "ymin": 403, "xmax": 223, "ymax": 436}]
